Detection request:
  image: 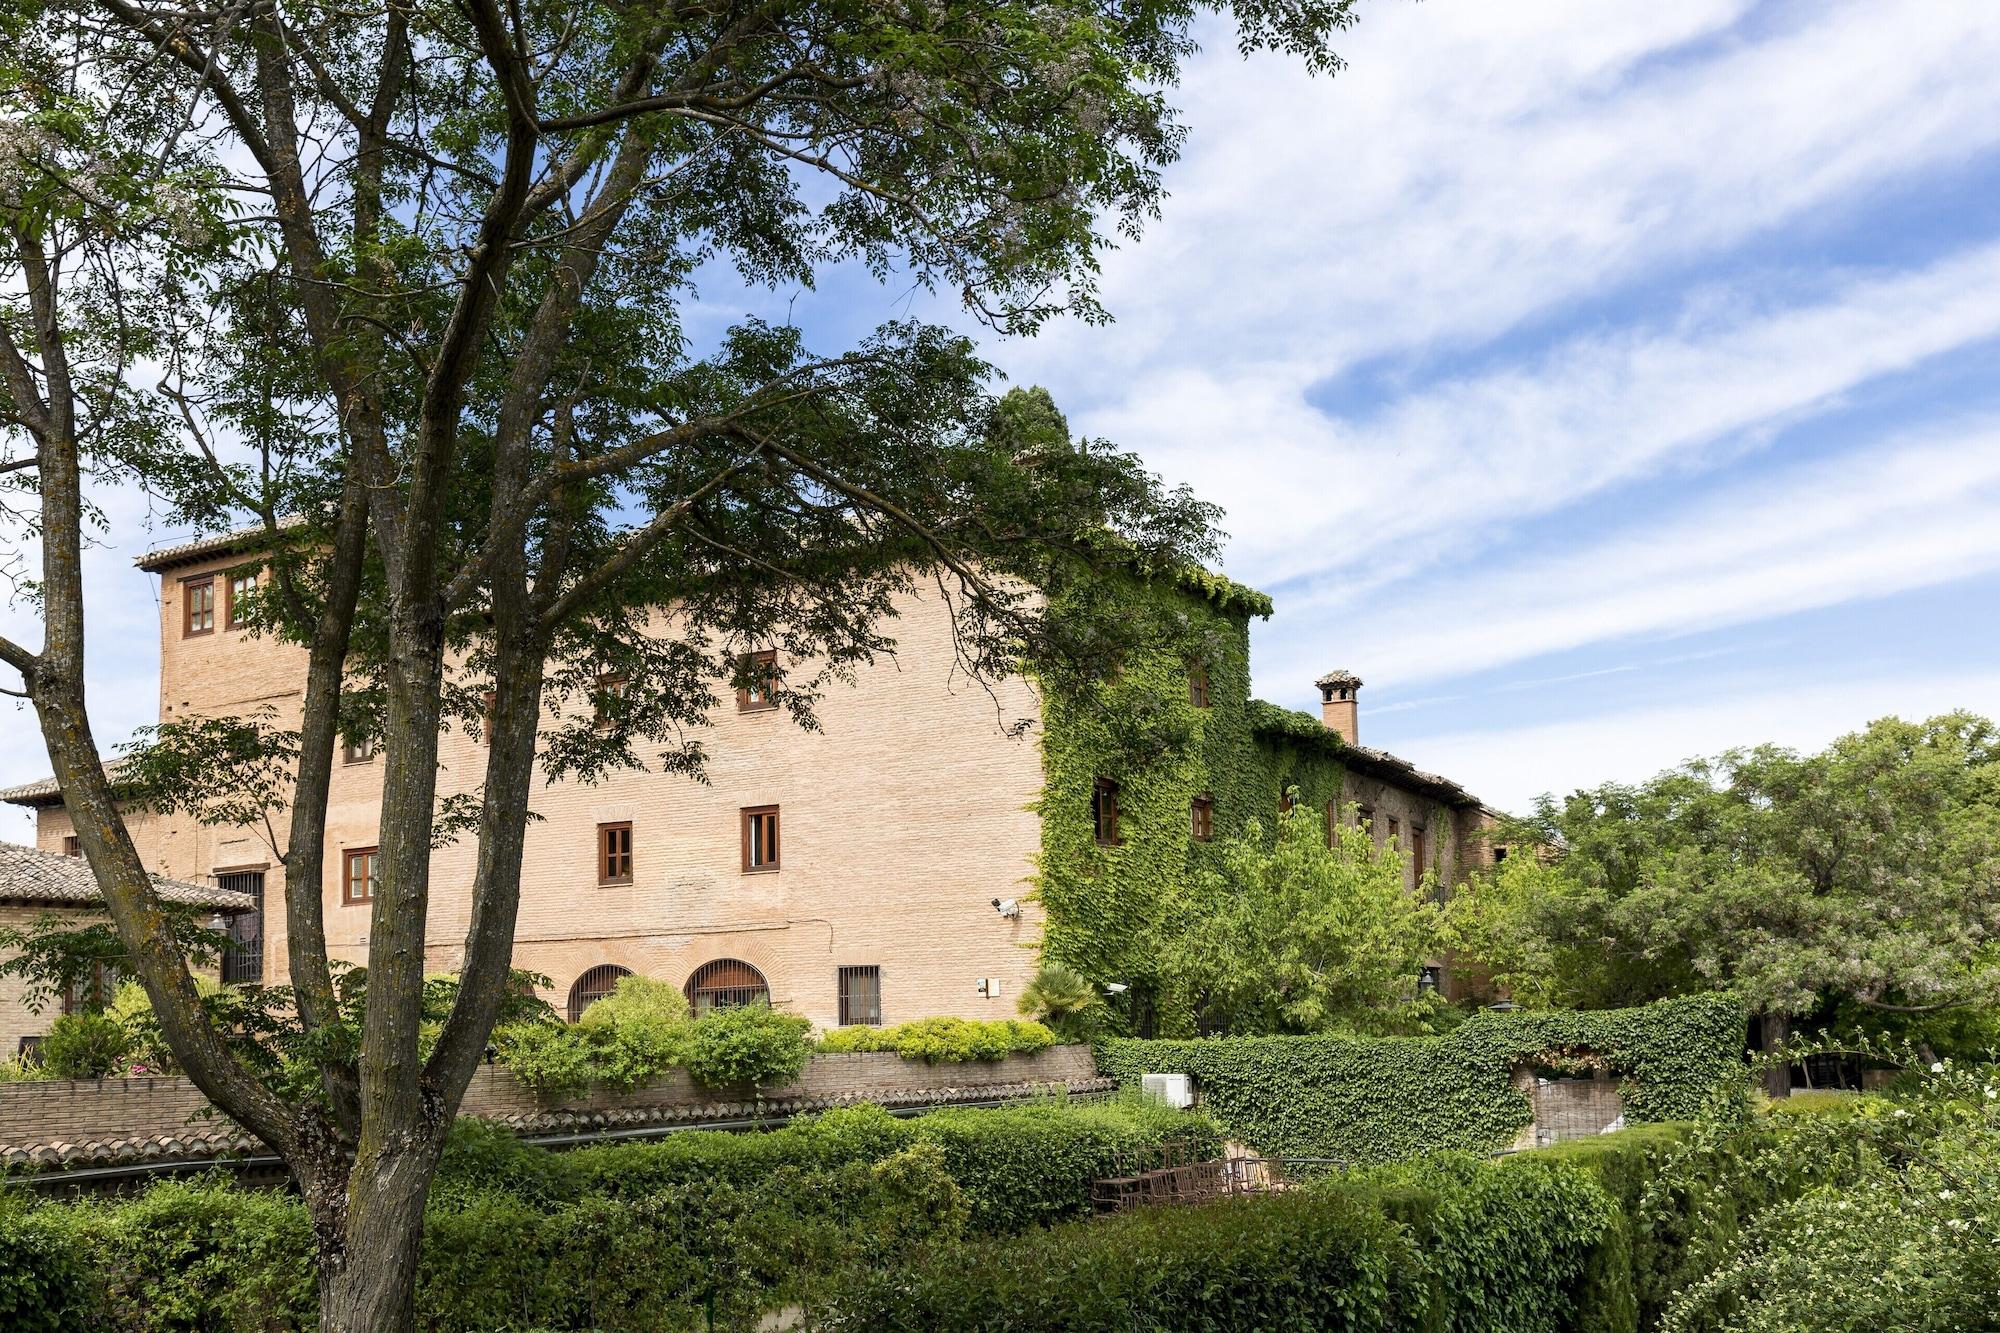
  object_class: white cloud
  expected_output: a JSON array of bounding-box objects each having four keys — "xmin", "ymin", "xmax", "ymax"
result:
[
  {"xmin": 1404, "ymin": 668, "xmax": 2000, "ymax": 814},
  {"xmin": 1250, "ymin": 418, "xmax": 2000, "ymax": 693}
]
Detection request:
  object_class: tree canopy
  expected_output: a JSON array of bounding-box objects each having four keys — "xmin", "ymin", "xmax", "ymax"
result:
[
  {"xmin": 1, "ymin": 0, "xmax": 1368, "ymax": 1323},
  {"xmin": 1447, "ymin": 713, "xmax": 2000, "ymax": 1034}
]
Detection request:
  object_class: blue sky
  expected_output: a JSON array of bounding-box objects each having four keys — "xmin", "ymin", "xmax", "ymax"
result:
[{"xmin": 6, "ymin": 0, "xmax": 2000, "ymax": 831}]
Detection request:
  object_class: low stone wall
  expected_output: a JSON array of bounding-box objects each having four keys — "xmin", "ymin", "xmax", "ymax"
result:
[{"xmin": 0, "ymin": 1045, "xmax": 1101, "ymax": 1158}]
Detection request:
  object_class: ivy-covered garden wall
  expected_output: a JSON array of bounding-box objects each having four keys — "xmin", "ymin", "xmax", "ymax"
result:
[
  {"xmin": 1097, "ymin": 993, "xmax": 1746, "ymax": 1163},
  {"xmin": 1030, "ymin": 573, "xmax": 1349, "ymax": 1036}
]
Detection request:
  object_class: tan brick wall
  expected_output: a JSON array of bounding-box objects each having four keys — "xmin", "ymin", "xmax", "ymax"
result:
[
  {"xmin": 49, "ymin": 570, "xmax": 1048, "ymax": 1031},
  {"xmin": 0, "ymin": 1046, "xmax": 1099, "ymax": 1149}
]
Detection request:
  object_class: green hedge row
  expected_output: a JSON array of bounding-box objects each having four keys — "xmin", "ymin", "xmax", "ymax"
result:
[
  {"xmin": 819, "ymin": 1150, "xmax": 1628, "ymax": 1331},
  {"xmin": 0, "ymin": 1096, "xmax": 1216, "ymax": 1331},
  {"xmin": 813, "ymin": 1016, "xmax": 1055, "ymax": 1061},
  {"xmin": 1097, "ymin": 994, "xmax": 1745, "ymax": 1163}
]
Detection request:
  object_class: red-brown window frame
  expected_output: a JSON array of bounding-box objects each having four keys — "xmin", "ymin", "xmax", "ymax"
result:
[
  {"xmin": 592, "ymin": 671, "xmax": 629, "ymax": 730},
  {"xmin": 1325, "ymin": 800, "xmax": 1340, "ymax": 847},
  {"xmin": 741, "ymin": 805, "xmax": 780, "ymax": 872},
  {"xmin": 1411, "ymin": 824, "xmax": 1427, "ymax": 888},
  {"xmin": 736, "ymin": 650, "xmax": 779, "ymax": 712},
  {"xmin": 1188, "ymin": 662, "xmax": 1210, "ymax": 709},
  {"xmin": 184, "ymin": 576, "xmax": 217, "ymax": 637},
  {"xmin": 342, "ymin": 736, "xmax": 377, "ymax": 764},
  {"xmin": 1092, "ymin": 778, "xmax": 1122, "ymax": 847},
  {"xmin": 1387, "ymin": 816, "xmax": 1401, "ymax": 847},
  {"xmin": 224, "ymin": 568, "xmax": 258, "ymax": 629},
  {"xmin": 342, "ymin": 846, "xmax": 378, "ymax": 904},
  {"xmin": 598, "ymin": 821, "xmax": 634, "ymax": 886},
  {"xmin": 62, "ymin": 835, "xmax": 81, "ymax": 857},
  {"xmin": 1190, "ymin": 794, "xmax": 1214, "ymax": 843}
]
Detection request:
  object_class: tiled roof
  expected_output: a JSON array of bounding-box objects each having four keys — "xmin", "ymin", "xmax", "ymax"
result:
[
  {"xmin": 0, "ymin": 759, "xmax": 129, "ymax": 808},
  {"xmin": 0, "ymin": 841, "xmax": 257, "ymax": 911},
  {"xmin": 134, "ymin": 518, "xmax": 299, "ymax": 573},
  {"xmin": 0, "ymin": 1077, "xmax": 1119, "ymax": 1171}
]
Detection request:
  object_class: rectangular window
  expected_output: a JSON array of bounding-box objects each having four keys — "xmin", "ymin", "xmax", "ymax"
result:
[
  {"xmin": 1325, "ymin": 801, "xmax": 1340, "ymax": 847},
  {"xmin": 342, "ymin": 847, "xmax": 378, "ymax": 904},
  {"xmin": 838, "ymin": 965, "xmax": 882, "ymax": 1026},
  {"xmin": 593, "ymin": 672, "xmax": 628, "ymax": 729},
  {"xmin": 1188, "ymin": 663, "xmax": 1210, "ymax": 709},
  {"xmin": 1411, "ymin": 825, "xmax": 1427, "ymax": 886},
  {"xmin": 184, "ymin": 577, "xmax": 216, "ymax": 636},
  {"xmin": 1493, "ymin": 845, "xmax": 1509, "ymax": 865},
  {"xmin": 736, "ymin": 649, "xmax": 779, "ymax": 712},
  {"xmin": 598, "ymin": 822, "xmax": 634, "ymax": 885},
  {"xmin": 1279, "ymin": 788, "xmax": 1296, "ymax": 815},
  {"xmin": 1357, "ymin": 804, "xmax": 1374, "ymax": 833},
  {"xmin": 62, "ymin": 835, "xmax": 81, "ymax": 857},
  {"xmin": 1190, "ymin": 794, "xmax": 1214, "ymax": 842},
  {"xmin": 342, "ymin": 736, "xmax": 377, "ymax": 764},
  {"xmin": 742, "ymin": 805, "xmax": 780, "ymax": 872},
  {"xmin": 1092, "ymin": 778, "xmax": 1121, "ymax": 847},
  {"xmin": 481, "ymin": 690, "xmax": 497, "ymax": 744},
  {"xmin": 225, "ymin": 569, "xmax": 258, "ymax": 628},
  {"xmin": 1387, "ymin": 816, "xmax": 1401, "ymax": 846}
]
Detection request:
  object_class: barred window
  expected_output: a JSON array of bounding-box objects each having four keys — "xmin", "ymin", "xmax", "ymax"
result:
[
  {"xmin": 838, "ymin": 965, "xmax": 882, "ymax": 1026},
  {"xmin": 567, "ymin": 964, "xmax": 633, "ymax": 1021},
  {"xmin": 686, "ymin": 959, "xmax": 770, "ymax": 1014}
]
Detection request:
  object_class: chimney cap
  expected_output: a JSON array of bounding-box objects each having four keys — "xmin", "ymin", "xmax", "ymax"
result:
[{"xmin": 1316, "ymin": 669, "xmax": 1363, "ymax": 692}]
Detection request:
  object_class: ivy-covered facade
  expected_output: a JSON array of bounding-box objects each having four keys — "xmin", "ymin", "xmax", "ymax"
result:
[{"xmin": 1033, "ymin": 572, "xmax": 1496, "ymax": 1036}]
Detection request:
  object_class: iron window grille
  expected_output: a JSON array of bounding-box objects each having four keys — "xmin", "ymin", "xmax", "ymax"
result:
[{"xmin": 838, "ymin": 965, "xmax": 882, "ymax": 1026}]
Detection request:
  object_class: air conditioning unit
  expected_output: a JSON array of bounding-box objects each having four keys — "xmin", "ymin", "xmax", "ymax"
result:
[{"xmin": 1140, "ymin": 1072, "xmax": 1194, "ymax": 1109}]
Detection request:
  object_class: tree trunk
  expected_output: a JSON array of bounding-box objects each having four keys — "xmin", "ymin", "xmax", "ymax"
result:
[
  {"xmin": 1759, "ymin": 1012, "xmax": 1792, "ymax": 1099},
  {"xmin": 310, "ymin": 1144, "xmax": 439, "ymax": 1333}
]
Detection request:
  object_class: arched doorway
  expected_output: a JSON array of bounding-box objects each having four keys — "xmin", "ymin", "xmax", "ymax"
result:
[
  {"xmin": 684, "ymin": 958, "xmax": 770, "ymax": 1014},
  {"xmin": 566, "ymin": 963, "xmax": 633, "ymax": 1021}
]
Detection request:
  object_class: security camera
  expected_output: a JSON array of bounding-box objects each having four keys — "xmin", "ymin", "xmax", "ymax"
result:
[
  {"xmin": 992, "ymin": 897, "xmax": 1020, "ymax": 918},
  {"xmin": 1104, "ymin": 982, "xmax": 1129, "ymax": 995}
]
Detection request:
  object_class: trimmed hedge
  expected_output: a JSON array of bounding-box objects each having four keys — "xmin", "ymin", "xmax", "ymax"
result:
[
  {"xmin": 0, "ymin": 1096, "xmax": 1210, "ymax": 1331},
  {"xmin": 819, "ymin": 1151, "xmax": 1627, "ymax": 1332},
  {"xmin": 814, "ymin": 1016, "xmax": 1055, "ymax": 1061},
  {"xmin": 1098, "ymin": 993, "xmax": 1745, "ymax": 1163}
]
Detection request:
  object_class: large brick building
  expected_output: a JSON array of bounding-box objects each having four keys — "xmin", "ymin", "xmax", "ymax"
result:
[{"xmin": 2, "ymin": 531, "xmax": 1497, "ymax": 1045}]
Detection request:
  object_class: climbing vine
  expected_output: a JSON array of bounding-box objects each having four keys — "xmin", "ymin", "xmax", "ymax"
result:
[
  {"xmin": 1031, "ymin": 576, "xmax": 1346, "ymax": 1036},
  {"xmin": 1097, "ymin": 993, "xmax": 1747, "ymax": 1164}
]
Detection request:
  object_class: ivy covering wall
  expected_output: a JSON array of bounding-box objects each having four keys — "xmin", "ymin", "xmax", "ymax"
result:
[
  {"xmin": 1031, "ymin": 575, "xmax": 1349, "ymax": 1035},
  {"xmin": 1097, "ymin": 993, "xmax": 1746, "ymax": 1163}
]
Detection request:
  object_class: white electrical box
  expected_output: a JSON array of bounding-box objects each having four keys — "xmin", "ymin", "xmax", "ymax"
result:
[
  {"xmin": 1141, "ymin": 1072, "xmax": 1194, "ymax": 1109},
  {"xmin": 976, "ymin": 978, "xmax": 1002, "ymax": 998}
]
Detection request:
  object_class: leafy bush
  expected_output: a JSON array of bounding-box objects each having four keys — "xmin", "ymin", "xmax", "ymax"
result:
[
  {"xmin": 492, "ymin": 1018, "xmax": 599, "ymax": 1099},
  {"xmin": 0, "ymin": 1193, "xmax": 96, "ymax": 1331},
  {"xmin": 680, "ymin": 1003, "xmax": 812, "ymax": 1089},
  {"xmin": 577, "ymin": 975, "xmax": 693, "ymax": 1089},
  {"xmin": 815, "ymin": 1016, "xmax": 1056, "ymax": 1061},
  {"xmin": 818, "ymin": 1187, "xmax": 1416, "ymax": 1330},
  {"xmin": 1016, "ymin": 962, "xmax": 1107, "ymax": 1042},
  {"xmin": 1099, "ymin": 993, "xmax": 1745, "ymax": 1163},
  {"xmin": 40, "ymin": 1011, "xmax": 130, "ymax": 1080}
]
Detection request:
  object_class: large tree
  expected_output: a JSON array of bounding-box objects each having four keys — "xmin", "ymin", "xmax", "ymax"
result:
[
  {"xmin": 0, "ymin": 0, "xmax": 1361, "ymax": 1324},
  {"xmin": 1450, "ymin": 714, "xmax": 2000, "ymax": 1089}
]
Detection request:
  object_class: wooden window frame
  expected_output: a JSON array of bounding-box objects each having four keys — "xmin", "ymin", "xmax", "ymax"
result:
[
  {"xmin": 342, "ymin": 846, "xmax": 378, "ymax": 905},
  {"xmin": 62, "ymin": 835, "xmax": 81, "ymax": 857},
  {"xmin": 1411, "ymin": 825, "xmax": 1428, "ymax": 888},
  {"xmin": 741, "ymin": 805, "xmax": 781, "ymax": 873},
  {"xmin": 341, "ymin": 736, "xmax": 377, "ymax": 764},
  {"xmin": 837, "ymin": 964, "xmax": 883, "ymax": 1027},
  {"xmin": 1092, "ymin": 777, "xmax": 1122, "ymax": 847},
  {"xmin": 592, "ymin": 671, "xmax": 629, "ymax": 730},
  {"xmin": 183, "ymin": 576, "xmax": 217, "ymax": 637},
  {"xmin": 1190, "ymin": 794, "xmax": 1214, "ymax": 843},
  {"xmin": 1188, "ymin": 662, "xmax": 1210, "ymax": 709},
  {"xmin": 1387, "ymin": 816, "xmax": 1401, "ymax": 847},
  {"xmin": 1325, "ymin": 800, "xmax": 1340, "ymax": 847},
  {"xmin": 598, "ymin": 821, "xmax": 634, "ymax": 886},
  {"xmin": 736, "ymin": 649, "xmax": 779, "ymax": 712},
  {"xmin": 1357, "ymin": 805, "xmax": 1375, "ymax": 835},
  {"xmin": 1278, "ymin": 788, "xmax": 1296, "ymax": 815},
  {"xmin": 224, "ymin": 568, "xmax": 258, "ymax": 629}
]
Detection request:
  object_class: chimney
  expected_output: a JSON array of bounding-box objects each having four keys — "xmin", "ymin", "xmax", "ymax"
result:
[{"xmin": 1316, "ymin": 670, "xmax": 1363, "ymax": 744}]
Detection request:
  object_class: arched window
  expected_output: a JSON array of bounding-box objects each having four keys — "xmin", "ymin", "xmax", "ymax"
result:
[
  {"xmin": 566, "ymin": 964, "xmax": 633, "ymax": 1022},
  {"xmin": 684, "ymin": 959, "xmax": 770, "ymax": 1014}
]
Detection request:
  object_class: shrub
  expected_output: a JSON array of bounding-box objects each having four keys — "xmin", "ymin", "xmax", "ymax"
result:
[
  {"xmin": 1016, "ymin": 961, "xmax": 1107, "ymax": 1042},
  {"xmin": 492, "ymin": 1018, "xmax": 598, "ymax": 1099},
  {"xmin": 578, "ymin": 976, "xmax": 693, "ymax": 1090},
  {"xmin": 680, "ymin": 1003, "xmax": 812, "ymax": 1089},
  {"xmin": 817, "ymin": 1016, "xmax": 1057, "ymax": 1062},
  {"xmin": 1099, "ymin": 993, "xmax": 1746, "ymax": 1163},
  {"xmin": 0, "ymin": 1194, "xmax": 97, "ymax": 1331},
  {"xmin": 817, "ymin": 1187, "xmax": 1415, "ymax": 1331},
  {"xmin": 40, "ymin": 1011, "xmax": 130, "ymax": 1080}
]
